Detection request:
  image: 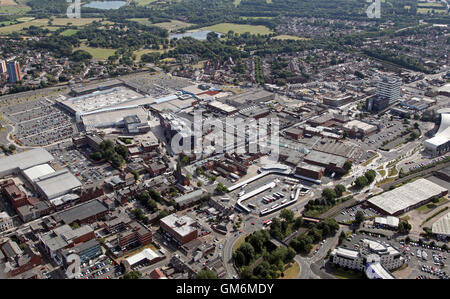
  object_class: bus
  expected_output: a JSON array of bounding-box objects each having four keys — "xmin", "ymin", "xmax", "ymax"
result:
[
  {"xmin": 238, "ymin": 191, "xmax": 246, "ymax": 197},
  {"xmin": 281, "ymin": 199, "xmax": 288, "ymax": 204},
  {"xmin": 248, "ymin": 203, "xmax": 256, "ymax": 209},
  {"xmin": 272, "ymin": 204, "xmax": 279, "ymax": 209},
  {"xmin": 263, "ymin": 219, "xmax": 272, "ymax": 226},
  {"xmin": 241, "ymin": 183, "xmax": 248, "ymax": 189}
]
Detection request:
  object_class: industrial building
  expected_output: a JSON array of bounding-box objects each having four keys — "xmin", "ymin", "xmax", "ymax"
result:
[
  {"xmin": 0, "ymin": 148, "xmax": 54, "ymax": 178},
  {"xmin": 432, "ymin": 212, "xmax": 449, "ymax": 240},
  {"xmin": 367, "ymin": 178, "xmax": 448, "ymax": 215},
  {"xmin": 34, "ymin": 169, "xmax": 82, "ymax": 200},
  {"xmin": 53, "ymin": 199, "xmax": 108, "ymax": 225},
  {"xmin": 206, "ymin": 101, "xmax": 239, "ymax": 115},
  {"xmin": 303, "ymin": 150, "xmax": 348, "ymax": 175}
]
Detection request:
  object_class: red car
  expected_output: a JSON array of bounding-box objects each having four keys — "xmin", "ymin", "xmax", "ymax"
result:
[{"xmin": 251, "ymin": 222, "xmax": 255, "ymax": 225}]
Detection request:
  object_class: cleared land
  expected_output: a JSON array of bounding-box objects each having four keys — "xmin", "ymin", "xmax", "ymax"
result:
[
  {"xmin": 133, "ymin": 0, "xmax": 158, "ymax": 5},
  {"xmin": 199, "ymin": 23, "xmax": 273, "ymax": 35},
  {"xmin": 281, "ymin": 261, "xmax": 300, "ymax": 279},
  {"xmin": 0, "ymin": 0, "xmax": 30, "ymax": 14},
  {"xmin": 60, "ymin": 29, "xmax": 78, "ymax": 36}
]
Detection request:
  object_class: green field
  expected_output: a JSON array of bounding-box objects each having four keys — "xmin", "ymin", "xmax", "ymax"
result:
[
  {"xmin": 61, "ymin": 29, "xmax": 78, "ymax": 36},
  {"xmin": 134, "ymin": 48, "xmax": 168, "ymax": 61},
  {"xmin": 417, "ymin": 7, "xmax": 447, "ymax": 14},
  {"xmin": 0, "ymin": 17, "xmax": 107, "ymax": 35},
  {"xmin": 75, "ymin": 45, "xmax": 116, "ymax": 60},
  {"xmin": 130, "ymin": 18, "xmax": 193, "ymax": 31},
  {"xmin": 281, "ymin": 261, "xmax": 300, "ymax": 279},
  {"xmin": 16, "ymin": 17, "xmax": 35, "ymax": 22},
  {"xmin": 133, "ymin": 0, "xmax": 158, "ymax": 5},
  {"xmin": 199, "ymin": 23, "xmax": 273, "ymax": 35},
  {"xmin": 272, "ymin": 35, "xmax": 309, "ymax": 40},
  {"xmin": 0, "ymin": 5, "xmax": 31, "ymax": 15}
]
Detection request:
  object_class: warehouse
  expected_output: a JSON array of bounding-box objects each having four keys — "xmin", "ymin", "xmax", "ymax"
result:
[
  {"xmin": 34, "ymin": 169, "xmax": 82, "ymax": 200},
  {"xmin": 53, "ymin": 199, "xmax": 108, "ymax": 225},
  {"xmin": 22, "ymin": 164, "xmax": 56, "ymax": 185},
  {"xmin": 367, "ymin": 178, "xmax": 448, "ymax": 215},
  {"xmin": 432, "ymin": 212, "xmax": 449, "ymax": 240},
  {"xmin": 303, "ymin": 150, "xmax": 348, "ymax": 175},
  {"xmin": 206, "ymin": 101, "xmax": 239, "ymax": 115},
  {"xmin": 0, "ymin": 148, "xmax": 54, "ymax": 178}
]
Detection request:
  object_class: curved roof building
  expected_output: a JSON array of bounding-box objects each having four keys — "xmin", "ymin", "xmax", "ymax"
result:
[{"xmin": 424, "ymin": 112, "xmax": 450, "ymax": 156}]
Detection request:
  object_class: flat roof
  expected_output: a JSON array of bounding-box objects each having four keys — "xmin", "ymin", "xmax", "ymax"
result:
[
  {"xmin": 22, "ymin": 164, "xmax": 55, "ymax": 182},
  {"xmin": 368, "ymin": 178, "xmax": 447, "ymax": 215},
  {"xmin": 332, "ymin": 247, "xmax": 360, "ymax": 259},
  {"xmin": 174, "ymin": 189, "xmax": 204, "ymax": 204},
  {"xmin": 343, "ymin": 120, "xmax": 377, "ymax": 133},
  {"xmin": 160, "ymin": 214, "xmax": 196, "ymax": 238},
  {"xmin": 365, "ymin": 262, "xmax": 395, "ymax": 279},
  {"xmin": 35, "ymin": 169, "xmax": 82, "ymax": 200},
  {"xmin": 0, "ymin": 148, "xmax": 54, "ymax": 177},
  {"xmin": 304, "ymin": 150, "xmax": 347, "ymax": 168},
  {"xmin": 55, "ymin": 199, "xmax": 107, "ymax": 225},
  {"xmin": 126, "ymin": 248, "xmax": 160, "ymax": 266}
]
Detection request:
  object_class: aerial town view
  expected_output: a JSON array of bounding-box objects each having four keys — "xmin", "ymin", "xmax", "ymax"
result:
[{"xmin": 0, "ymin": 0, "xmax": 449, "ymax": 285}]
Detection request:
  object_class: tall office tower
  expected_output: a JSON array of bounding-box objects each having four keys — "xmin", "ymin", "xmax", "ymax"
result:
[
  {"xmin": 6, "ymin": 61, "xmax": 22, "ymax": 83},
  {"xmin": 376, "ymin": 76, "xmax": 402, "ymax": 103},
  {"xmin": 0, "ymin": 60, "xmax": 6, "ymax": 73}
]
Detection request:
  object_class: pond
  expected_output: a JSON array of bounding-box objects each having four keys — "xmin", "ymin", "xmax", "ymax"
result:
[
  {"xmin": 169, "ymin": 30, "xmax": 223, "ymax": 41},
  {"xmin": 83, "ymin": 1, "xmax": 127, "ymax": 10}
]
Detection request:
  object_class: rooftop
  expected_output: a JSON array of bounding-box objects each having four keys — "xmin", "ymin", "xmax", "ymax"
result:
[
  {"xmin": 432, "ymin": 212, "xmax": 450, "ymax": 236},
  {"xmin": 35, "ymin": 169, "xmax": 82, "ymax": 200},
  {"xmin": 0, "ymin": 148, "xmax": 54, "ymax": 177},
  {"xmin": 368, "ymin": 178, "xmax": 447, "ymax": 215},
  {"xmin": 160, "ymin": 214, "xmax": 197, "ymax": 238}
]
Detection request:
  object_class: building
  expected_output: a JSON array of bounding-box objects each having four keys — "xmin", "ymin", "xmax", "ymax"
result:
[
  {"xmin": 0, "ymin": 179, "xmax": 29, "ymax": 209},
  {"xmin": 1, "ymin": 241, "xmax": 41, "ymax": 277},
  {"xmin": 61, "ymin": 239, "xmax": 102, "ymax": 265},
  {"xmin": 284, "ymin": 128, "xmax": 303, "ymax": 140},
  {"xmin": 53, "ymin": 199, "xmax": 108, "ymax": 225},
  {"xmin": 377, "ymin": 76, "xmax": 401, "ymax": 102},
  {"xmin": 295, "ymin": 162, "xmax": 324, "ymax": 181},
  {"xmin": 117, "ymin": 221, "xmax": 152, "ymax": 249},
  {"xmin": 303, "ymin": 150, "xmax": 348, "ymax": 175},
  {"xmin": 322, "ymin": 95, "xmax": 354, "ymax": 107},
  {"xmin": 424, "ymin": 111, "xmax": 450, "ymax": 156},
  {"xmin": 159, "ymin": 214, "xmax": 198, "ymax": 245},
  {"xmin": 330, "ymin": 238, "xmax": 405, "ymax": 279},
  {"xmin": 0, "ymin": 212, "xmax": 13, "ymax": 232},
  {"xmin": 342, "ymin": 120, "xmax": 378, "ymax": 139},
  {"xmin": 206, "ymin": 101, "xmax": 239, "ymax": 115},
  {"xmin": 365, "ymin": 95, "xmax": 390, "ymax": 112},
  {"xmin": 122, "ymin": 248, "xmax": 164, "ymax": 272},
  {"xmin": 432, "ymin": 212, "xmax": 449, "ymax": 241},
  {"xmin": 367, "ymin": 178, "xmax": 448, "ymax": 215},
  {"xmin": 0, "ymin": 60, "xmax": 6, "ymax": 73},
  {"xmin": 174, "ymin": 189, "xmax": 204, "ymax": 210},
  {"xmin": 0, "ymin": 148, "xmax": 54, "ymax": 178},
  {"xmin": 7, "ymin": 61, "xmax": 22, "ymax": 83},
  {"xmin": 34, "ymin": 169, "xmax": 82, "ymax": 200},
  {"xmin": 374, "ymin": 216, "xmax": 399, "ymax": 229}
]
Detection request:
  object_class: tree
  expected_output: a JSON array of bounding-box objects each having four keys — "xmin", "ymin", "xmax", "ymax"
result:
[
  {"xmin": 293, "ymin": 216, "xmax": 303, "ymax": 229},
  {"xmin": 322, "ymin": 188, "xmax": 337, "ymax": 202},
  {"xmin": 215, "ymin": 182, "xmax": 228, "ymax": 194},
  {"xmin": 121, "ymin": 271, "xmax": 141, "ymax": 279},
  {"xmin": 280, "ymin": 209, "xmax": 294, "ymax": 223},
  {"xmin": 8, "ymin": 144, "xmax": 16, "ymax": 152},
  {"xmin": 237, "ymin": 243, "xmax": 255, "ymax": 263},
  {"xmin": 233, "ymin": 250, "xmax": 246, "ymax": 267},
  {"xmin": 334, "ymin": 184, "xmax": 346, "ymax": 197},
  {"xmin": 343, "ymin": 161, "xmax": 352, "ymax": 172},
  {"xmin": 354, "ymin": 176, "xmax": 369, "ymax": 189},
  {"xmin": 197, "ymin": 181, "xmax": 203, "ymax": 187},
  {"xmin": 194, "ymin": 270, "xmax": 217, "ymax": 279},
  {"xmin": 355, "ymin": 211, "xmax": 365, "ymax": 225},
  {"xmin": 132, "ymin": 170, "xmax": 139, "ymax": 181},
  {"xmin": 398, "ymin": 220, "xmax": 412, "ymax": 234},
  {"xmin": 364, "ymin": 170, "xmax": 376, "ymax": 184}
]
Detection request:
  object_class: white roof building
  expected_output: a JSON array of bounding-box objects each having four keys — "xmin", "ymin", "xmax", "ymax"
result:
[
  {"xmin": 22, "ymin": 164, "xmax": 56, "ymax": 183},
  {"xmin": 35, "ymin": 169, "xmax": 82, "ymax": 200},
  {"xmin": 432, "ymin": 212, "xmax": 450, "ymax": 237},
  {"xmin": 126, "ymin": 248, "xmax": 161, "ymax": 267},
  {"xmin": 367, "ymin": 178, "xmax": 447, "ymax": 215},
  {"xmin": 0, "ymin": 148, "xmax": 54, "ymax": 178}
]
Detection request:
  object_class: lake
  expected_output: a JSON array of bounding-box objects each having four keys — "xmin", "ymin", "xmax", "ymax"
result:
[
  {"xmin": 83, "ymin": 1, "xmax": 127, "ymax": 10},
  {"xmin": 169, "ymin": 31, "xmax": 223, "ymax": 41}
]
